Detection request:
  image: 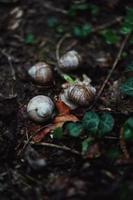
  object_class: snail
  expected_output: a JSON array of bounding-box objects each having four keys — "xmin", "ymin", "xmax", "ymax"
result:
[
  {"xmin": 27, "ymin": 62, "xmax": 53, "ymax": 85},
  {"xmin": 58, "ymin": 50, "xmax": 81, "ymax": 71},
  {"xmin": 27, "ymin": 95, "xmax": 54, "ymax": 123},
  {"xmin": 60, "ymin": 75, "xmax": 96, "ymax": 109}
]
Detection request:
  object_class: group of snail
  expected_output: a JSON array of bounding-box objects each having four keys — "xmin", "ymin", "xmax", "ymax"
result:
[{"xmin": 26, "ymin": 50, "xmax": 96, "ymax": 123}]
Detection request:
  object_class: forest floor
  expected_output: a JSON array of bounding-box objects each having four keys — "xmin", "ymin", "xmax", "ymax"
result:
[{"xmin": 0, "ymin": 0, "xmax": 133, "ymax": 199}]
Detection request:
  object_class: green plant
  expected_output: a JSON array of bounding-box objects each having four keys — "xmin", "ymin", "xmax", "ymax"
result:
[
  {"xmin": 120, "ymin": 78, "xmax": 133, "ymax": 96},
  {"xmin": 82, "ymin": 112, "xmax": 100, "ymax": 135},
  {"xmin": 73, "ymin": 23, "xmax": 92, "ymax": 39},
  {"xmin": 66, "ymin": 122, "xmax": 83, "ymax": 137},
  {"xmin": 82, "ymin": 111, "xmax": 114, "ymax": 137},
  {"xmin": 123, "ymin": 117, "xmax": 133, "ymax": 141},
  {"xmin": 100, "ymin": 29, "xmax": 120, "ymax": 45},
  {"xmin": 120, "ymin": 7, "xmax": 133, "ymax": 35},
  {"xmin": 53, "ymin": 127, "xmax": 64, "ymax": 139},
  {"xmin": 25, "ymin": 33, "xmax": 35, "ymax": 45}
]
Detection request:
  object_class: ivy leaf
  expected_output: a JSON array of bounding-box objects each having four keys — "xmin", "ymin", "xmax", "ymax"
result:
[
  {"xmin": 53, "ymin": 127, "xmax": 64, "ymax": 139},
  {"xmin": 63, "ymin": 74, "xmax": 76, "ymax": 84},
  {"xmin": 81, "ymin": 137, "xmax": 93, "ymax": 155},
  {"xmin": 82, "ymin": 112, "xmax": 100, "ymax": 135},
  {"xmin": 98, "ymin": 113, "xmax": 114, "ymax": 136},
  {"xmin": 66, "ymin": 122, "xmax": 83, "ymax": 137},
  {"xmin": 120, "ymin": 78, "xmax": 133, "ymax": 96},
  {"xmin": 123, "ymin": 117, "xmax": 133, "ymax": 141}
]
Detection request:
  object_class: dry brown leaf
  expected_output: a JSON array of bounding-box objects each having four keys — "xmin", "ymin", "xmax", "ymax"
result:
[
  {"xmin": 53, "ymin": 114, "xmax": 79, "ymax": 124},
  {"xmin": 55, "ymin": 99, "xmax": 70, "ymax": 115},
  {"xmin": 32, "ymin": 125, "xmax": 54, "ymax": 142}
]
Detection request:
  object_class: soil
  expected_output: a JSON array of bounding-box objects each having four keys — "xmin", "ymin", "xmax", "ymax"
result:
[{"xmin": 0, "ymin": 0, "xmax": 133, "ymax": 200}]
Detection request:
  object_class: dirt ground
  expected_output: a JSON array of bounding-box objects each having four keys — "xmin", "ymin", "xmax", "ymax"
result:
[{"xmin": 0, "ymin": 0, "xmax": 133, "ymax": 199}]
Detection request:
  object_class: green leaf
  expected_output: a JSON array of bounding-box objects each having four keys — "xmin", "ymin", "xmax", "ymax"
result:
[
  {"xmin": 100, "ymin": 29, "xmax": 119, "ymax": 45},
  {"xmin": 25, "ymin": 33, "xmax": 35, "ymax": 44},
  {"xmin": 89, "ymin": 4, "xmax": 100, "ymax": 16},
  {"xmin": 53, "ymin": 127, "xmax": 64, "ymax": 139},
  {"xmin": 98, "ymin": 113, "xmax": 114, "ymax": 136},
  {"xmin": 82, "ymin": 112, "xmax": 100, "ymax": 135},
  {"xmin": 66, "ymin": 122, "xmax": 83, "ymax": 137},
  {"xmin": 73, "ymin": 23, "xmax": 92, "ymax": 39},
  {"xmin": 123, "ymin": 117, "xmax": 133, "ymax": 141},
  {"xmin": 82, "ymin": 24, "xmax": 92, "ymax": 37},
  {"xmin": 120, "ymin": 78, "xmax": 133, "ymax": 96},
  {"xmin": 73, "ymin": 26, "xmax": 82, "ymax": 38},
  {"xmin": 123, "ymin": 128, "xmax": 133, "ymax": 141},
  {"xmin": 47, "ymin": 17, "xmax": 58, "ymax": 28},
  {"xmin": 125, "ymin": 63, "xmax": 133, "ymax": 72},
  {"xmin": 120, "ymin": 22, "xmax": 133, "ymax": 35},
  {"xmin": 120, "ymin": 7, "xmax": 133, "ymax": 35},
  {"xmin": 63, "ymin": 74, "xmax": 76, "ymax": 84},
  {"xmin": 81, "ymin": 137, "xmax": 93, "ymax": 155}
]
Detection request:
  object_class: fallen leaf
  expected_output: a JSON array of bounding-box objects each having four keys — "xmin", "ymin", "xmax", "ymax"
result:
[
  {"xmin": 53, "ymin": 114, "xmax": 79, "ymax": 124},
  {"xmin": 55, "ymin": 99, "xmax": 70, "ymax": 115},
  {"xmin": 32, "ymin": 100, "xmax": 79, "ymax": 142},
  {"xmin": 32, "ymin": 125, "xmax": 54, "ymax": 142}
]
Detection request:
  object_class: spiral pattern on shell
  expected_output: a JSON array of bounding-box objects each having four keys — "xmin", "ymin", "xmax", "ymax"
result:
[
  {"xmin": 65, "ymin": 84, "xmax": 94, "ymax": 106},
  {"xmin": 28, "ymin": 62, "xmax": 53, "ymax": 85},
  {"xmin": 59, "ymin": 50, "xmax": 81, "ymax": 71},
  {"xmin": 27, "ymin": 95, "xmax": 54, "ymax": 123}
]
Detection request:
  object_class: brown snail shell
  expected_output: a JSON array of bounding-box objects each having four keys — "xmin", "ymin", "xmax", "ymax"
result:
[
  {"xmin": 27, "ymin": 62, "xmax": 53, "ymax": 85},
  {"xmin": 58, "ymin": 50, "xmax": 81, "ymax": 71},
  {"xmin": 66, "ymin": 84, "xmax": 94, "ymax": 106},
  {"xmin": 60, "ymin": 75, "xmax": 96, "ymax": 109}
]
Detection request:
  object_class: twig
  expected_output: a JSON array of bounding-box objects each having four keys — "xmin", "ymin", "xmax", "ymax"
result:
[
  {"xmin": 92, "ymin": 16, "xmax": 123, "ymax": 33},
  {"xmin": 56, "ymin": 33, "xmax": 71, "ymax": 62},
  {"xmin": 119, "ymin": 127, "xmax": 130, "ymax": 159},
  {"xmin": 43, "ymin": 2, "xmax": 67, "ymax": 15},
  {"xmin": 30, "ymin": 141, "xmax": 81, "ymax": 156},
  {"xmin": 0, "ymin": 49, "xmax": 16, "ymax": 81},
  {"xmin": 55, "ymin": 33, "xmax": 71, "ymax": 78},
  {"xmin": 90, "ymin": 32, "xmax": 131, "ymax": 109}
]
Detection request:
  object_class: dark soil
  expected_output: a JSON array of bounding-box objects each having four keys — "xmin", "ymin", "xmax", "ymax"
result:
[{"xmin": 0, "ymin": 0, "xmax": 133, "ymax": 200}]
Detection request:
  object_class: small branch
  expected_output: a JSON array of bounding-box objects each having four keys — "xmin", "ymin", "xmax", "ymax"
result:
[
  {"xmin": 30, "ymin": 141, "xmax": 81, "ymax": 156},
  {"xmin": 43, "ymin": 2, "xmax": 67, "ymax": 15},
  {"xmin": 0, "ymin": 49, "xmax": 16, "ymax": 81},
  {"xmin": 119, "ymin": 127, "xmax": 130, "ymax": 159},
  {"xmin": 90, "ymin": 32, "xmax": 131, "ymax": 109},
  {"xmin": 56, "ymin": 33, "xmax": 71, "ymax": 62},
  {"xmin": 92, "ymin": 16, "xmax": 123, "ymax": 33},
  {"xmin": 55, "ymin": 33, "xmax": 71, "ymax": 78}
]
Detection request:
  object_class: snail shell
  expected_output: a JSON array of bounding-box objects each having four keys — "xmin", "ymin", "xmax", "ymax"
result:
[
  {"xmin": 27, "ymin": 95, "xmax": 54, "ymax": 123},
  {"xmin": 27, "ymin": 62, "xmax": 53, "ymax": 85},
  {"xmin": 60, "ymin": 75, "xmax": 96, "ymax": 109},
  {"xmin": 58, "ymin": 50, "xmax": 81, "ymax": 71}
]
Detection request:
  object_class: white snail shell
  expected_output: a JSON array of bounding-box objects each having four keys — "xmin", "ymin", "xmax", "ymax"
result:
[
  {"xmin": 27, "ymin": 95, "xmax": 54, "ymax": 123},
  {"xmin": 60, "ymin": 75, "xmax": 96, "ymax": 109},
  {"xmin": 58, "ymin": 50, "xmax": 81, "ymax": 71},
  {"xmin": 27, "ymin": 62, "xmax": 53, "ymax": 85}
]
